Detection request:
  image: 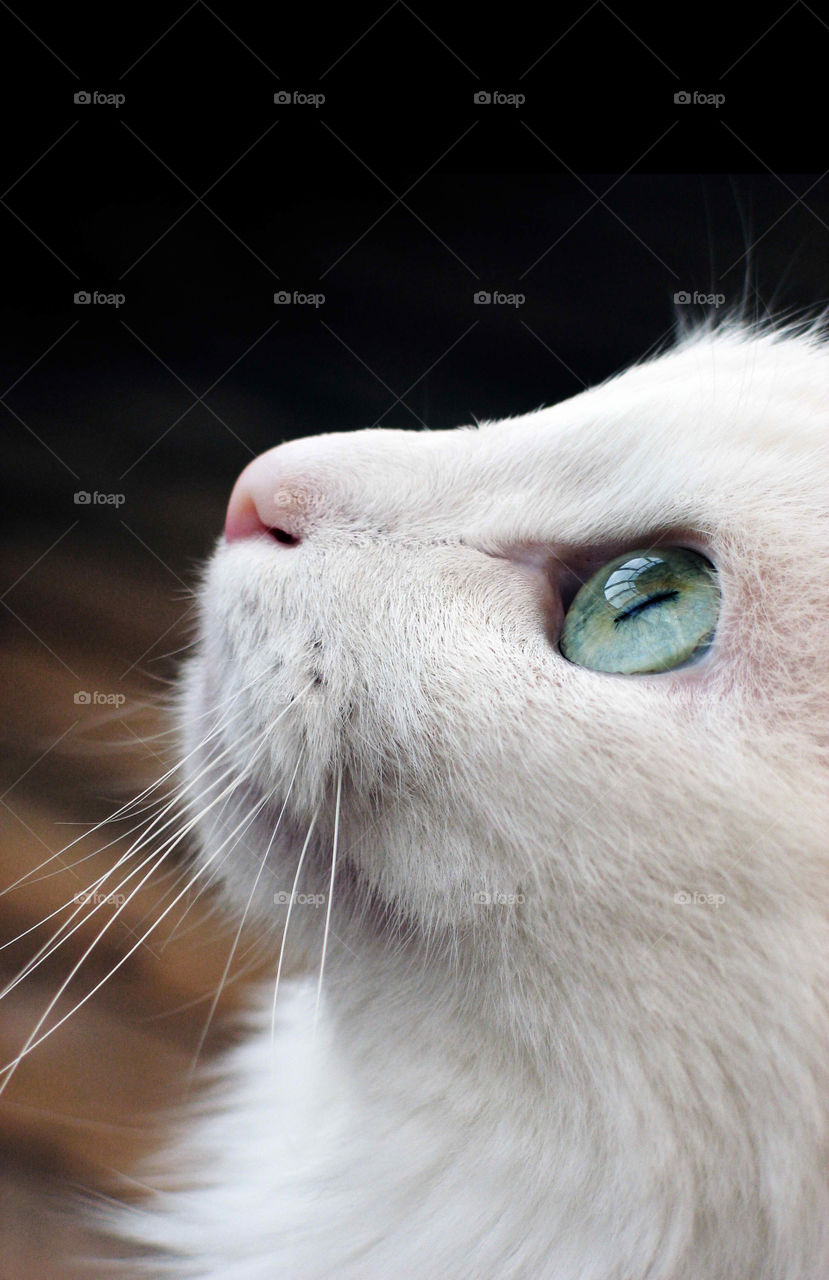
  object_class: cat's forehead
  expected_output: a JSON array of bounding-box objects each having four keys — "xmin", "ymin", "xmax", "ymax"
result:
[
  {"xmin": 482, "ymin": 330, "xmax": 827, "ymax": 474},
  {"xmin": 254, "ymin": 328, "xmax": 826, "ymax": 550},
  {"xmin": 463, "ymin": 329, "xmax": 828, "ymax": 543}
]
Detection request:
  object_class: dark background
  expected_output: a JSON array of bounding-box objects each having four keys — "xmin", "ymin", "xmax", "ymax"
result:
[
  {"xmin": 1, "ymin": 4, "xmax": 828, "ymax": 1273},
  {"xmin": 3, "ymin": 2, "xmax": 829, "ymax": 569}
]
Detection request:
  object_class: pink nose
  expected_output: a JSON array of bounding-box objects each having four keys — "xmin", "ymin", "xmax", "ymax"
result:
[{"xmin": 224, "ymin": 447, "xmax": 312, "ymax": 546}]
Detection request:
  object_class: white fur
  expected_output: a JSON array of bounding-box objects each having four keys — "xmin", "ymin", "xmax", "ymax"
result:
[{"xmin": 108, "ymin": 322, "xmax": 829, "ymax": 1278}]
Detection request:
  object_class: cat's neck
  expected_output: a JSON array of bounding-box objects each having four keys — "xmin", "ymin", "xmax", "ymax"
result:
[
  {"xmin": 281, "ymin": 927, "xmax": 828, "ymax": 1280},
  {"xmin": 254, "ymin": 973, "xmax": 615, "ymax": 1280},
  {"xmin": 136, "ymin": 936, "xmax": 829, "ymax": 1278}
]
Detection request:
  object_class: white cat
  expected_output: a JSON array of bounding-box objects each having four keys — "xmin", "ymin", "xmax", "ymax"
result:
[{"xmin": 108, "ymin": 321, "xmax": 829, "ymax": 1278}]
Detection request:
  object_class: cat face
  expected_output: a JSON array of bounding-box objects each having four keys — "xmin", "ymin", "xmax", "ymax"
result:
[{"xmin": 183, "ymin": 325, "xmax": 829, "ymax": 1026}]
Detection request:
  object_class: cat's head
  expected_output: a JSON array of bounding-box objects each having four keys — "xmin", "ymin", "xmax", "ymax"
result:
[{"xmin": 181, "ymin": 322, "xmax": 829, "ymax": 1046}]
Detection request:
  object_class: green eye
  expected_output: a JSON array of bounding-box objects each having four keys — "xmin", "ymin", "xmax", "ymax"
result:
[{"xmin": 559, "ymin": 547, "xmax": 720, "ymax": 674}]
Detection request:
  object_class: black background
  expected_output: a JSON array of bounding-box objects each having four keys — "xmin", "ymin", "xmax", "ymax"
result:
[{"xmin": 2, "ymin": 2, "xmax": 828, "ymax": 567}]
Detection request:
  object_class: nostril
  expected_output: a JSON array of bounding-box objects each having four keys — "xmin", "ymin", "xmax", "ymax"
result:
[{"xmin": 269, "ymin": 527, "xmax": 301, "ymax": 547}]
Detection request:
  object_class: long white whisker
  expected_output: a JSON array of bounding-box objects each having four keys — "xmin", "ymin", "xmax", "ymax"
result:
[
  {"xmin": 0, "ymin": 722, "xmax": 278, "ymax": 1004},
  {"xmin": 271, "ymin": 810, "xmax": 318, "ymax": 1044},
  {"xmin": 0, "ymin": 693, "xmax": 299, "ymax": 994},
  {"xmin": 0, "ymin": 694, "xmax": 245, "ymax": 899},
  {"xmin": 0, "ymin": 775, "xmax": 279, "ymax": 1091},
  {"xmin": 0, "ymin": 668, "xmax": 285, "ymax": 900},
  {"xmin": 186, "ymin": 758, "xmax": 303, "ymax": 1083},
  {"xmin": 9, "ymin": 798, "xmax": 171, "ymax": 892},
  {"xmin": 1, "ymin": 672, "xmax": 316, "ymax": 1095},
  {"xmin": 0, "ymin": 747, "xmax": 255, "ymax": 996},
  {"xmin": 0, "ymin": 799, "xmax": 173, "ymax": 952},
  {"xmin": 313, "ymin": 767, "xmax": 342, "ymax": 1037}
]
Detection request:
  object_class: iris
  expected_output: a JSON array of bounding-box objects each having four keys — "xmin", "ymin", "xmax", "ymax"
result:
[{"xmin": 560, "ymin": 548, "xmax": 720, "ymax": 674}]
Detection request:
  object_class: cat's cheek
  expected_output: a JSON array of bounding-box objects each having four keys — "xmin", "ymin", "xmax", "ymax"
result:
[{"xmin": 554, "ymin": 664, "xmax": 723, "ymax": 716}]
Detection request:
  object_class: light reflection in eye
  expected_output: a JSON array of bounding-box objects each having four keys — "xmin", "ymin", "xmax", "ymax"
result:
[{"xmin": 603, "ymin": 556, "xmax": 663, "ymax": 611}]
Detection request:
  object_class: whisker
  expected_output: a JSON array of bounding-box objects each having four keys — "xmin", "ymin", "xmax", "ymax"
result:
[
  {"xmin": 13, "ymin": 797, "xmax": 171, "ymax": 891},
  {"xmin": 271, "ymin": 809, "xmax": 318, "ymax": 1044},
  {"xmin": 0, "ymin": 716, "xmax": 279, "ymax": 1002},
  {"xmin": 186, "ymin": 758, "xmax": 302, "ymax": 1084},
  {"xmin": 0, "ymin": 700, "xmax": 235, "ymax": 900},
  {"xmin": 153, "ymin": 678, "xmax": 317, "ymax": 945},
  {"xmin": 0, "ymin": 665, "xmax": 286, "ymax": 900},
  {"xmin": 0, "ymin": 693, "xmax": 289, "ymax": 992},
  {"xmin": 0, "ymin": 799, "xmax": 171, "ymax": 949},
  {"xmin": 0, "ymin": 747, "xmax": 253, "ymax": 996},
  {"xmin": 1, "ymin": 669, "xmax": 317, "ymax": 1099},
  {"xmin": 313, "ymin": 766, "xmax": 342, "ymax": 1037},
  {"xmin": 0, "ymin": 773, "xmax": 279, "ymax": 1092}
]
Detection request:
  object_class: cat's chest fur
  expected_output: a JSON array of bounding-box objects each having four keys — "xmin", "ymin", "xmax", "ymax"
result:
[
  {"xmin": 135, "ymin": 980, "xmax": 599, "ymax": 1280},
  {"xmin": 109, "ymin": 324, "xmax": 829, "ymax": 1278},
  {"xmin": 121, "ymin": 956, "xmax": 829, "ymax": 1280}
]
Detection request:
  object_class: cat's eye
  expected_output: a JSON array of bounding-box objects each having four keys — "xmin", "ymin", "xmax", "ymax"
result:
[{"xmin": 559, "ymin": 547, "xmax": 720, "ymax": 674}]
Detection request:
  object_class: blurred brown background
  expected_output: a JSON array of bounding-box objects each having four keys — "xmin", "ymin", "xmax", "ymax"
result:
[
  {"xmin": 2, "ymin": 1, "xmax": 828, "ymax": 1274},
  {"xmin": 0, "ymin": 492, "xmax": 275, "ymax": 1275}
]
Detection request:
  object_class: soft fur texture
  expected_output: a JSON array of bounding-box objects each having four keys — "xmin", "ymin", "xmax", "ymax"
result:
[{"xmin": 109, "ymin": 322, "xmax": 829, "ymax": 1278}]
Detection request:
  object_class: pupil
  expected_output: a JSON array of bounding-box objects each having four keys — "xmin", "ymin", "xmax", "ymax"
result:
[{"xmin": 613, "ymin": 589, "xmax": 680, "ymax": 624}]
